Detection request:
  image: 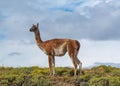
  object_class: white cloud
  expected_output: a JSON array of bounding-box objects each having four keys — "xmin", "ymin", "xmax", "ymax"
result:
[
  {"xmin": 81, "ymin": 0, "xmax": 102, "ymax": 8},
  {"xmin": 0, "ymin": 40, "xmax": 46, "ymax": 67},
  {"xmin": 1, "ymin": 0, "xmax": 120, "ymax": 40},
  {"xmin": 80, "ymin": 40, "xmax": 120, "ymax": 67}
]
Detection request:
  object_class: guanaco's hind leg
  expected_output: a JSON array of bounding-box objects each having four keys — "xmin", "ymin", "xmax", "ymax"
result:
[
  {"xmin": 67, "ymin": 41, "xmax": 82, "ymax": 76},
  {"xmin": 70, "ymin": 53, "xmax": 82, "ymax": 76},
  {"xmin": 70, "ymin": 55, "xmax": 78, "ymax": 76},
  {"xmin": 68, "ymin": 48, "xmax": 79, "ymax": 76},
  {"xmin": 74, "ymin": 49, "xmax": 82, "ymax": 75},
  {"xmin": 76, "ymin": 57, "xmax": 82, "ymax": 75}
]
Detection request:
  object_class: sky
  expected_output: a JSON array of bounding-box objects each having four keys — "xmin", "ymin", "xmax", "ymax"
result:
[{"xmin": 0, "ymin": 0, "xmax": 120, "ymax": 68}]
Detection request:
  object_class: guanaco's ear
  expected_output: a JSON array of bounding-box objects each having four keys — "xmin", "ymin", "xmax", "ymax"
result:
[{"xmin": 37, "ymin": 23, "xmax": 39, "ymax": 27}]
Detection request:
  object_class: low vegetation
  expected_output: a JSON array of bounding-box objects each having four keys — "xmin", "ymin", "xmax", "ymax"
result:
[{"xmin": 0, "ymin": 65, "xmax": 120, "ymax": 86}]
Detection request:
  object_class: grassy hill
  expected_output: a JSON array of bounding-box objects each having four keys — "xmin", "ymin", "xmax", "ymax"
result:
[{"xmin": 0, "ymin": 65, "xmax": 120, "ymax": 86}]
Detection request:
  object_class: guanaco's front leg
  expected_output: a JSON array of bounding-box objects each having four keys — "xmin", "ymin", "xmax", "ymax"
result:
[
  {"xmin": 52, "ymin": 56, "xmax": 55, "ymax": 75},
  {"xmin": 48, "ymin": 55, "xmax": 52, "ymax": 76}
]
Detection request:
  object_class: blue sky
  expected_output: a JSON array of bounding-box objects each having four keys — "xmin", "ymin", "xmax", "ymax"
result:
[{"xmin": 0, "ymin": 0, "xmax": 120, "ymax": 67}]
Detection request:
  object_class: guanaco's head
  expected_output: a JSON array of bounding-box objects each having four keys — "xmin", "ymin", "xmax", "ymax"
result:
[{"xmin": 30, "ymin": 23, "xmax": 39, "ymax": 32}]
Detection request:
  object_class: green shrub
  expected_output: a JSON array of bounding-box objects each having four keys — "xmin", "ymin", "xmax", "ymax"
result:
[
  {"xmin": 37, "ymin": 77, "xmax": 52, "ymax": 86},
  {"xmin": 109, "ymin": 77, "xmax": 120, "ymax": 86},
  {"xmin": 80, "ymin": 82, "xmax": 89, "ymax": 86},
  {"xmin": 0, "ymin": 65, "xmax": 120, "ymax": 86},
  {"xmin": 14, "ymin": 75, "xmax": 24, "ymax": 86},
  {"xmin": 0, "ymin": 79, "xmax": 9, "ymax": 85},
  {"xmin": 89, "ymin": 77, "xmax": 109, "ymax": 86},
  {"xmin": 80, "ymin": 73, "xmax": 91, "ymax": 82}
]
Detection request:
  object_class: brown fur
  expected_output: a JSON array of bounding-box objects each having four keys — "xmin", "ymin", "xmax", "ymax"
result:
[{"xmin": 30, "ymin": 23, "xmax": 82, "ymax": 76}]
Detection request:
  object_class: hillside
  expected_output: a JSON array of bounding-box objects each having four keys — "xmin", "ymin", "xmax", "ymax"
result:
[{"xmin": 0, "ymin": 65, "xmax": 120, "ymax": 86}]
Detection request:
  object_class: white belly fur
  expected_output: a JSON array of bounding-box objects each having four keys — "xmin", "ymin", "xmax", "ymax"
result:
[{"xmin": 53, "ymin": 43, "xmax": 67, "ymax": 56}]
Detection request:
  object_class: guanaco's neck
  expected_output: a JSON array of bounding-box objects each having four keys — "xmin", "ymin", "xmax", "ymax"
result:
[{"xmin": 34, "ymin": 29, "xmax": 43, "ymax": 46}]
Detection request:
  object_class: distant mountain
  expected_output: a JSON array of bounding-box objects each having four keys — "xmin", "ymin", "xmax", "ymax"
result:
[
  {"xmin": 88, "ymin": 62, "xmax": 120, "ymax": 68},
  {"xmin": 85, "ymin": 62, "xmax": 120, "ymax": 68}
]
